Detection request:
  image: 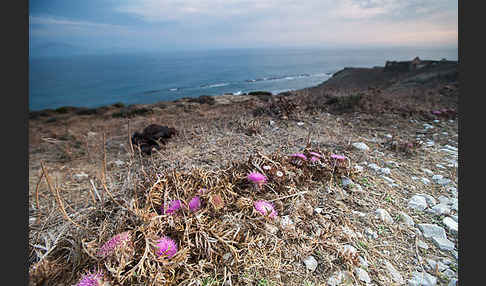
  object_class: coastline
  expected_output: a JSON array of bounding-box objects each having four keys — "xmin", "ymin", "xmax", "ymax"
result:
[{"xmin": 28, "ymin": 58, "xmax": 459, "ymax": 285}]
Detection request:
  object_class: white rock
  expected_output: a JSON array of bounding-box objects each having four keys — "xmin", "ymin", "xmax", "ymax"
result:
[
  {"xmin": 384, "ymin": 260, "xmax": 404, "ymax": 284},
  {"xmin": 408, "ymin": 271, "xmax": 437, "ymax": 286},
  {"xmin": 417, "ymin": 194, "xmax": 437, "ymax": 207},
  {"xmin": 408, "ymin": 195, "xmax": 428, "ymax": 211},
  {"xmin": 436, "ymin": 164, "xmax": 446, "ymax": 169},
  {"xmin": 353, "ymin": 142, "xmax": 370, "ymax": 151},
  {"xmin": 341, "ymin": 226, "xmax": 357, "ymax": 238},
  {"xmin": 354, "ymin": 267, "xmax": 371, "ymax": 283},
  {"xmin": 427, "ymin": 203, "xmax": 451, "ymax": 216},
  {"xmin": 380, "ymin": 167, "xmax": 391, "ymax": 175},
  {"xmin": 382, "ymin": 176, "xmax": 395, "ymax": 184},
  {"xmin": 314, "ymin": 207, "xmax": 323, "ymax": 214},
  {"xmin": 341, "ymin": 177, "xmax": 353, "ymax": 188},
  {"xmin": 399, "ymin": 212, "xmax": 415, "ymax": 227},
  {"xmin": 422, "ymin": 168, "xmax": 434, "ymax": 176},
  {"xmin": 297, "ymin": 122, "xmax": 305, "ymax": 126},
  {"xmin": 368, "ymin": 163, "xmax": 381, "ymax": 171},
  {"xmin": 438, "ymin": 195, "xmax": 450, "ymax": 205},
  {"xmin": 423, "ymin": 123, "xmax": 435, "ymax": 129},
  {"xmin": 420, "ymin": 177, "xmax": 430, "ymax": 185},
  {"xmin": 426, "ymin": 259, "xmax": 448, "ymax": 272},
  {"xmin": 442, "ymin": 217, "xmax": 458, "ymax": 235},
  {"xmin": 425, "ymin": 140, "xmax": 435, "ymax": 147},
  {"xmin": 354, "ymin": 165, "xmax": 364, "ymax": 172},
  {"xmin": 448, "ymin": 278, "xmax": 458, "ymax": 286},
  {"xmin": 375, "ymin": 208, "xmax": 394, "ymax": 224},
  {"xmin": 417, "ymin": 224, "xmax": 447, "ymax": 240},
  {"xmin": 450, "ymin": 215, "xmax": 458, "ymax": 223},
  {"xmin": 417, "ymin": 240, "xmax": 429, "ymax": 249},
  {"xmin": 358, "ymin": 256, "xmax": 369, "ymax": 268},
  {"xmin": 222, "ymin": 252, "xmax": 232, "ymax": 261},
  {"xmin": 365, "ymin": 228, "xmax": 378, "ymax": 239},
  {"xmin": 73, "ymin": 172, "xmax": 89, "ymax": 180},
  {"xmin": 303, "ymin": 256, "xmax": 318, "ymax": 272},
  {"xmin": 280, "ymin": 215, "xmax": 295, "ymax": 231},
  {"xmin": 113, "ymin": 159, "xmax": 125, "ymax": 167},
  {"xmin": 432, "ymin": 236, "xmax": 455, "ymax": 251},
  {"xmin": 269, "ymin": 120, "xmax": 275, "ymax": 126},
  {"xmin": 341, "ymin": 245, "xmax": 357, "ymax": 255},
  {"xmin": 384, "ymin": 134, "xmax": 393, "ymax": 139},
  {"xmin": 443, "ymin": 269, "xmax": 456, "ymax": 279},
  {"xmin": 327, "ymin": 271, "xmax": 353, "ymax": 286}
]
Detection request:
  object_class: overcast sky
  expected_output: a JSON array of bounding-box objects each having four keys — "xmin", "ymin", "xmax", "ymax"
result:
[{"xmin": 29, "ymin": 0, "xmax": 458, "ymax": 55}]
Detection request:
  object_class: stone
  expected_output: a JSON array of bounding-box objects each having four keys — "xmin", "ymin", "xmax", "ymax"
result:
[
  {"xmin": 432, "ymin": 236, "xmax": 455, "ymax": 251},
  {"xmin": 408, "ymin": 271, "xmax": 437, "ymax": 286},
  {"xmin": 280, "ymin": 215, "xmax": 295, "ymax": 231},
  {"xmin": 358, "ymin": 256, "xmax": 369, "ymax": 268},
  {"xmin": 422, "ymin": 168, "xmax": 434, "ymax": 176},
  {"xmin": 382, "ymin": 176, "xmax": 395, "ymax": 184},
  {"xmin": 443, "ymin": 269, "xmax": 456, "ymax": 279},
  {"xmin": 354, "ymin": 165, "xmax": 364, "ymax": 172},
  {"xmin": 417, "ymin": 194, "xmax": 437, "ymax": 207},
  {"xmin": 375, "ymin": 208, "xmax": 394, "ymax": 224},
  {"xmin": 350, "ymin": 183, "xmax": 364, "ymax": 193},
  {"xmin": 420, "ymin": 177, "xmax": 430, "ymax": 185},
  {"xmin": 297, "ymin": 122, "xmax": 305, "ymax": 126},
  {"xmin": 327, "ymin": 271, "xmax": 353, "ymax": 286},
  {"xmin": 380, "ymin": 167, "xmax": 391, "ymax": 175},
  {"xmin": 354, "ymin": 268, "xmax": 371, "ymax": 283},
  {"xmin": 448, "ymin": 278, "xmax": 458, "ymax": 286},
  {"xmin": 442, "ymin": 217, "xmax": 458, "ymax": 235},
  {"xmin": 384, "ymin": 260, "xmax": 404, "ymax": 284},
  {"xmin": 341, "ymin": 177, "xmax": 353, "ymax": 188},
  {"xmin": 341, "ymin": 245, "xmax": 357, "ymax": 255},
  {"xmin": 427, "ymin": 203, "xmax": 451, "ymax": 216},
  {"xmin": 222, "ymin": 252, "xmax": 232, "ymax": 261},
  {"xmin": 423, "ymin": 123, "xmax": 434, "ymax": 129},
  {"xmin": 438, "ymin": 195, "xmax": 450, "ymax": 205},
  {"xmin": 73, "ymin": 172, "xmax": 89, "ymax": 181},
  {"xmin": 417, "ymin": 240, "xmax": 429, "ymax": 249},
  {"xmin": 399, "ymin": 211, "xmax": 415, "ymax": 227},
  {"xmin": 353, "ymin": 142, "xmax": 370, "ymax": 151},
  {"xmin": 408, "ymin": 195, "xmax": 428, "ymax": 211},
  {"xmin": 426, "ymin": 259, "xmax": 448, "ymax": 272},
  {"xmin": 303, "ymin": 255, "xmax": 318, "ymax": 272},
  {"xmin": 417, "ymin": 224, "xmax": 447, "ymax": 240},
  {"xmin": 450, "ymin": 215, "xmax": 458, "ymax": 223},
  {"xmin": 368, "ymin": 163, "xmax": 381, "ymax": 171},
  {"xmin": 314, "ymin": 207, "xmax": 323, "ymax": 214},
  {"xmin": 365, "ymin": 228, "xmax": 378, "ymax": 239},
  {"xmin": 113, "ymin": 159, "xmax": 125, "ymax": 167}
]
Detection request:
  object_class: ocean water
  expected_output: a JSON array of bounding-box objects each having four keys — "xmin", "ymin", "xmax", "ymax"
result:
[{"xmin": 29, "ymin": 47, "xmax": 458, "ymax": 111}]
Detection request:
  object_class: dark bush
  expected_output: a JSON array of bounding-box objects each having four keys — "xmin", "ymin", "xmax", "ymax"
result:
[
  {"xmin": 187, "ymin": 95, "xmax": 216, "ymax": 105},
  {"xmin": 112, "ymin": 107, "xmax": 152, "ymax": 118},
  {"xmin": 111, "ymin": 102, "xmax": 125, "ymax": 108},
  {"xmin": 248, "ymin": 91, "xmax": 273, "ymax": 96}
]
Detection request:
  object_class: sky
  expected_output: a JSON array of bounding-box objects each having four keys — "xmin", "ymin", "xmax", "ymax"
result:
[{"xmin": 29, "ymin": 0, "xmax": 458, "ymax": 56}]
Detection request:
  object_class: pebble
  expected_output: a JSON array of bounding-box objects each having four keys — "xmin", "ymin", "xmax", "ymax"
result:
[
  {"xmin": 417, "ymin": 194, "xmax": 437, "ymax": 207},
  {"xmin": 438, "ymin": 195, "xmax": 450, "ymax": 205},
  {"xmin": 382, "ymin": 176, "xmax": 395, "ymax": 184},
  {"xmin": 280, "ymin": 215, "xmax": 295, "ymax": 231},
  {"xmin": 352, "ymin": 142, "xmax": 370, "ymax": 151},
  {"xmin": 354, "ymin": 165, "xmax": 364, "ymax": 172},
  {"xmin": 113, "ymin": 159, "xmax": 125, "ymax": 167},
  {"xmin": 443, "ymin": 269, "xmax": 456, "ymax": 279},
  {"xmin": 422, "ymin": 168, "xmax": 434, "ymax": 176},
  {"xmin": 423, "ymin": 123, "xmax": 435, "ymax": 129},
  {"xmin": 408, "ymin": 195, "xmax": 428, "ymax": 211},
  {"xmin": 222, "ymin": 252, "xmax": 232, "ymax": 261},
  {"xmin": 73, "ymin": 172, "xmax": 89, "ymax": 180},
  {"xmin": 426, "ymin": 259, "xmax": 448, "ymax": 272},
  {"xmin": 417, "ymin": 240, "xmax": 429, "ymax": 249},
  {"xmin": 421, "ymin": 177, "xmax": 430, "ymax": 185},
  {"xmin": 297, "ymin": 122, "xmax": 305, "ymax": 126},
  {"xmin": 448, "ymin": 278, "xmax": 458, "ymax": 286},
  {"xmin": 341, "ymin": 177, "xmax": 353, "ymax": 188},
  {"xmin": 380, "ymin": 167, "xmax": 391, "ymax": 175},
  {"xmin": 368, "ymin": 163, "xmax": 381, "ymax": 171},
  {"xmin": 303, "ymin": 255, "xmax": 318, "ymax": 272},
  {"xmin": 354, "ymin": 267, "xmax": 371, "ymax": 283},
  {"xmin": 365, "ymin": 228, "xmax": 378, "ymax": 239},
  {"xmin": 432, "ymin": 236, "xmax": 455, "ymax": 251},
  {"xmin": 375, "ymin": 208, "xmax": 394, "ymax": 224},
  {"xmin": 341, "ymin": 245, "xmax": 357, "ymax": 255},
  {"xmin": 408, "ymin": 271, "xmax": 437, "ymax": 286},
  {"xmin": 417, "ymin": 224, "xmax": 447, "ymax": 240},
  {"xmin": 314, "ymin": 207, "xmax": 323, "ymax": 214},
  {"xmin": 399, "ymin": 211, "xmax": 415, "ymax": 227},
  {"xmin": 327, "ymin": 271, "xmax": 353, "ymax": 286},
  {"xmin": 384, "ymin": 260, "xmax": 405, "ymax": 284},
  {"xmin": 358, "ymin": 256, "xmax": 369, "ymax": 268},
  {"xmin": 427, "ymin": 204, "xmax": 451, "ymax": 216},
  {"xmin": 442, "ymin": 217, "xmax": 458, "ymax": 235}
]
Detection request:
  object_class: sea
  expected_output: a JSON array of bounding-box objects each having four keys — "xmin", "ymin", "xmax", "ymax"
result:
[{"xmin": 29, "ymin": 47, "xmax": 458, "ymax": 111}]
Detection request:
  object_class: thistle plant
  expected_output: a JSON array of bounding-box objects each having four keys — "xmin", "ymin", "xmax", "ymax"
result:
[
  {"xmin": 156, "ymin": 236, "xmax": 178, "ymax": 259},
  {"xmin": 254, "ymin": 200, "xmax": 278, "ymax": 219}
]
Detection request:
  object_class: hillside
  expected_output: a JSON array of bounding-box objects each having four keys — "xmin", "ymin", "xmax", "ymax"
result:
[{"xmin": 28, "ymin": 58, "xmax": 459, "ymax": 286}]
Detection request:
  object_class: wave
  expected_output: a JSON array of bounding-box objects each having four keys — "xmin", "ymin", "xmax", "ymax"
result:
[
  {"xmin": 245, "ymin": 72, "xmax": 329, "ymax": 83},
  {"xmin": 200, "ymin": 82, "xmax": 230, "ymax": 88}
]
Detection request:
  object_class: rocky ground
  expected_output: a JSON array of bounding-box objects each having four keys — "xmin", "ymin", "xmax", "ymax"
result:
[{"xmin": 28, "ymin": 60, "xmax": 459, "ymax": 285}]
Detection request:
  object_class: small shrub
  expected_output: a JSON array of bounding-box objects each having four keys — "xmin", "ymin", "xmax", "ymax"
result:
[{"xmin": 111, "ymin": 102, "xmax": 125, "ymax": 108}]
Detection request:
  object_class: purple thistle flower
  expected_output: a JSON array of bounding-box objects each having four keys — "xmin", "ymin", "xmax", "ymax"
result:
[
  {"xmin": 309, "ymin": 151, "xmax": 322, "ymax": 158},
  {"xmin": 290, "ymin": 153, "xmax": 307, "ymax": 160},
  {"xmin": 75, "ymin": 270, "xmax": 110, "ymax": 286},
  {"xmin": 331, "ymin": 154, "xmax": 347, "ymax": 160},
  {"xmin": 198, "ymin": 188, "xmax": 208, "ymax": 195},
  {"xmin": 156, "ymin": 236, "xmax": 178, "ymax": 259},
  {"xmin": 247, "ymin": 172, "xmax": 267, "ymax": 186},
  {"xmin": 432, "ymin": 110, "xmax": 441, "ymax": 115},
  {"xmin": 162, "ymin": 200, "xmax": 182, "ymax": 215},
  {"xmin": 97, "ymin": 231, "xmax": 131, "ymax": 258},
  {"xmin": 254, "ymin": 200, "xmax": 277, "ymax": 219},
  {"xmin": 310, "ymin": 156, "xmax": 320, "ymax": 162},
  {"xmin": 188, "ymin": 196, "xmax": 201, "ymax": 211}
]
